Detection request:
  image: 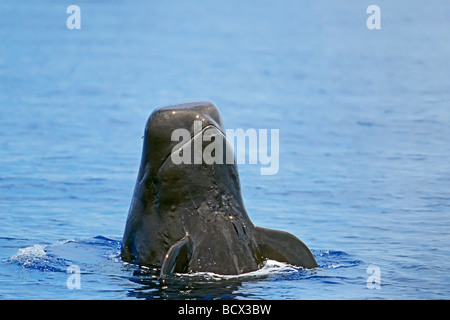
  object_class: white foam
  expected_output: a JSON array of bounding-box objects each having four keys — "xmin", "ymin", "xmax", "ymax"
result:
[
  {"xmin": 55, "ymin": 239, "xmax": 76, "ymax": 246},
  {"xmin": 9, "ymin": 240, "xmax": 76, "ymax": 264},
  {"xmin": 175, "ymin": 259, "xmax": 301, "ymax": 280},
  {"xmin": 9, "ymin": 244, "xmax": 48, "ymax": 266}
]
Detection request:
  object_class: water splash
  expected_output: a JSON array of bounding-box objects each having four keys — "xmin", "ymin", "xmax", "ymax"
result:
[
  {"xmin": 8, "ymin": 236, "xmax": 121, "ymax": 273},
  {"xmin": 7, "ymin": 238, "xmax": 362, "ymax": 299}
]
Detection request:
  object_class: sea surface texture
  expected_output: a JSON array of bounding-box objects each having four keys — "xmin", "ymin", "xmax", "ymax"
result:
[{"xmin": 0, "ymin": 0, "xmax": 449, "ymax": 299}]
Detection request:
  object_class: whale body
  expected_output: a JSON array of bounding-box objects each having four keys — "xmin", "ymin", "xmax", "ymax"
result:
[{"xmin": 121, "ymin": 101, "xmax": 317, "ymax": 275}]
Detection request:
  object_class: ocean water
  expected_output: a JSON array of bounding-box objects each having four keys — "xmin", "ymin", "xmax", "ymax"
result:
[{"xmin": 1, "ymin": 0, "xmax": 449, "ymax": 299}]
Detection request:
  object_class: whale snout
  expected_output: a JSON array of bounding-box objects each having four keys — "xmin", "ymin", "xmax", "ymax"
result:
[{"xmin": 141, "ymin": 101, "xmax": 225, "ymax": 174}]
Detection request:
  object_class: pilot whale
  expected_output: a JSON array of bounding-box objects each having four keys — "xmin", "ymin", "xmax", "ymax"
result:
[{"xmin": 121, "ymin": 101, "xmax": 317, "ymax": 275}]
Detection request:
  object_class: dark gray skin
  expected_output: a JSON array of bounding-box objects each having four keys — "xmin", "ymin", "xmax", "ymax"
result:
[{"xmin": 121, "ymin": 101, "xmax": 317, "ymax": 275}]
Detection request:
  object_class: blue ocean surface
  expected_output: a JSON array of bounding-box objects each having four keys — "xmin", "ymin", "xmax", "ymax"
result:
[{"xmin": 1, "ymin": 0, "xmax": 449, "ymax": 299}]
